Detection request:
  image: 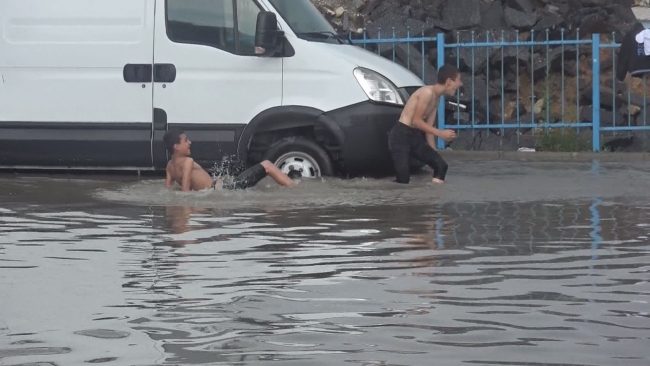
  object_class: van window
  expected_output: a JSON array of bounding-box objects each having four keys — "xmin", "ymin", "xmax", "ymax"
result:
[
  {"xmin": 236, "ymin": 0, "xmax": 260, "ymax": 55},
  {"xmin": 166, "ymin": 0, "xmax": 262, "ymax": 55},
  {"xmin": 268, "ymin": 0, "xmax": 339, "ymax": 44}
]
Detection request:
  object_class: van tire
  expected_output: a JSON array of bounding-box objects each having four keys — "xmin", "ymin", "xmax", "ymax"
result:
[{"xmin": 263, "ymin": 137, "xmax": 334, "ymax": 178}]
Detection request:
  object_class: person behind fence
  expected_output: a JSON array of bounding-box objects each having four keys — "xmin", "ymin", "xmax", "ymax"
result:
[
  {"xmin": 163, "ymin": 129, "xmax": 296, "ymax": 191},
  {"xmin": 388, "ymin": 64, "xmax": 461, "ymax": 184}
]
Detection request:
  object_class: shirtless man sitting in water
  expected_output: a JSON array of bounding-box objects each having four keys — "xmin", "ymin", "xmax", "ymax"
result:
[
  {"xmin": 163, "ymin": 129, "xmax": 296, "ymax": 191},
  {"xmin": 388, "ymin": 64, "xmax": 462, "ymax": 184}
]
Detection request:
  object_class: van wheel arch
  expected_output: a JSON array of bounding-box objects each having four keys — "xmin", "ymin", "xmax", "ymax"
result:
[{"xmin": 238, "ymin": 106, "xmax": 344, "ymax": 175}]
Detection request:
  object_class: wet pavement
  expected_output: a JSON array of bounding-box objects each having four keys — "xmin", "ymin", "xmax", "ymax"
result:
[{"xmin": 1, "ymin": 158, "xmax": 649, "ymax": 365}]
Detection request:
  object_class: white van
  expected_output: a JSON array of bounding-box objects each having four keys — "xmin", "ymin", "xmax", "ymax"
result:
[{"xmin": 0, "ymin": 0, "xmax": 424, "ymax": 178}]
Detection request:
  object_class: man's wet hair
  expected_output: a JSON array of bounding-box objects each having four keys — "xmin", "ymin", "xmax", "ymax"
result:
[
  {"xmin": 163, "ymin": 128, "xmax": 185, "ymax": 154},
  {"xmin": 437, "ymin": 64, "xmax": 460, "ymax": 85}
]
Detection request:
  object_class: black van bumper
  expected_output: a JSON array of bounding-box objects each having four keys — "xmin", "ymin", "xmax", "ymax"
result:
[{"xmin": 322, "ymin": 100, "xmax": 415, "ymax": 177}]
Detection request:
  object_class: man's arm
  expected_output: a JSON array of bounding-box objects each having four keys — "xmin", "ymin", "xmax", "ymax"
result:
[
  {"xmin": 165, "ymin": 166, "xmax": 174, "ymax": 188},
  {"xmin": 616, "ymin": 31, "xmax": 633, "ymax": 82},
  {"xmin": 181, "ymin": 158, "xmax": 194, "ymax": 192},
  {"xmin": 425, "ymin": 108, "xmax": 438, "ymax": 149}
]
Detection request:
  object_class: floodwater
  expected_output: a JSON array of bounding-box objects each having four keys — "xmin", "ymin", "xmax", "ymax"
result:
[{"xmin": 1, "ymin": 159, "xmax": 649, "ymax": 366}]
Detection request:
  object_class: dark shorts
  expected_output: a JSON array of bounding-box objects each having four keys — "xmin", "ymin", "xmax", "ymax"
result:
[
  {"xmin": 387, "ymin": 122, "xmax": 449, "ymax": 184},
  {"xmin": 217, "ymin": 163, "xmax": 267, "ymax": 190}
]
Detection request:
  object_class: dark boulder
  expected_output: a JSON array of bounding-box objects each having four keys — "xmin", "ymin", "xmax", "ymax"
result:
[
  {"xmin": 480, "ymin": 1, "xmax": 507, "ymax": 30},
  {"xmin": 458, "ymin": 73, "xmax": 500, "ymax": 109},
  {"xmin": 580, "ymin": 106, "xmax": 629, "ymax": 127},
  {"xmin": 437, "ymin": 0, "xmax": 481, "ymax": 31},
  {"xmin": 507, "ymin": 0, "xmax": 535, "ymax": 14},
  {"xmin": 579, "ymin": 0, "xmax": 609, "ymax": 6},
  {"xmin": 504, "ymin": 7, "xmax": 537, "ymax": 30},
  {"xmin": 533, "ymin": 11, "xmax": 562, "ymax": 32}
]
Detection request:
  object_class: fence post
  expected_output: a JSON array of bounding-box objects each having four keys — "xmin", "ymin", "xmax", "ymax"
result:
[
  {"xmin": 592, "ymin": 33, "xmax": 600, "ymax": 152},
  {"xmin": 437, "ymin": 33, "xmax": 446, "ymax": 150}
]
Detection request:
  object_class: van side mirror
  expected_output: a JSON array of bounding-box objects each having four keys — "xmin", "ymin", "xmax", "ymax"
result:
[{"xmin": 255, "ymin": 11, "xmax": 284, "ymax": 57}]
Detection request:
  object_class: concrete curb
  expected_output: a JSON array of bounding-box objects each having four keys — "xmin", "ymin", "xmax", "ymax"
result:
[{"xmin": 439, "ymin": 150, "xmax": 650, "ymax": 162}]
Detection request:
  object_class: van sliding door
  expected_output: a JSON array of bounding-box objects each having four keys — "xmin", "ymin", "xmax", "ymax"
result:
[{"xmin": 0, "ymin": 0, "xmax": 155, "ymax": 168}]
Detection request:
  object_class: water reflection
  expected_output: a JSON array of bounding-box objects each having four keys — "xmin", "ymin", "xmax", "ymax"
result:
[
  {"xmin": 123, "ymin": 200, "xmax": 650, "ymax": 365},
  {"xmin": 1, "ymin": 185, "xmax": 649, "ymax": 365}
]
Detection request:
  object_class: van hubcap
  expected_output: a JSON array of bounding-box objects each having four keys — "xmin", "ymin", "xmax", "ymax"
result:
[{"xmin": 274, "ymin": 152, "xmax": 320, "ymax": 178}]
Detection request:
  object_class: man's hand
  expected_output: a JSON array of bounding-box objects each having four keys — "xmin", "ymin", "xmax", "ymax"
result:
[{"xmin": 439, "ymin": 129, "xmax": 456, "ymax": 141}]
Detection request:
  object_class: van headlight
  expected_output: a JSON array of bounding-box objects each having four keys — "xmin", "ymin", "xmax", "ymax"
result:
[{"xmin": 353, "ymin": 67, "xmax": 404, "ymax": 105}]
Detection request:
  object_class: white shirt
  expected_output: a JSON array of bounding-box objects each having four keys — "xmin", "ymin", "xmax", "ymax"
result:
[{"xmin": 635, "ymin": 29, "xmax": 650, "ymax": 56}]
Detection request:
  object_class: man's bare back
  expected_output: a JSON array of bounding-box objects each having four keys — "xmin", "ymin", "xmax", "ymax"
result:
[{"xmin": 166, "ymin": 156, "xmax": 214, "ymax": 191}]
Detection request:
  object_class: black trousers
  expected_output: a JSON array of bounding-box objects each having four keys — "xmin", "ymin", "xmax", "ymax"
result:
[
  {"xmin": 216, "ymin": 163, "xmax": 267, "ymax": 190},
  {"xmin": 387, "ymin": 122, "xmax": 448, "ymax": 184}
]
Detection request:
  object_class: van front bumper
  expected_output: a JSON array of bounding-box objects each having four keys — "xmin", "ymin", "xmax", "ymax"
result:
[{"xmin": 322, "ymin": 100, "xmax": 417, "ymax": 177}]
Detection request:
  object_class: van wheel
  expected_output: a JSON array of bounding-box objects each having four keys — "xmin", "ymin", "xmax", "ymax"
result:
[{"xmin": 263, "ymin": 137, "xmax": 333, "ymax": 178}]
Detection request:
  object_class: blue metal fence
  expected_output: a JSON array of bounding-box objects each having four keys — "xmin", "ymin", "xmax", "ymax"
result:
[{"xmin": 349, "ymin": 27, "xmax": 650, "ymax": 152}]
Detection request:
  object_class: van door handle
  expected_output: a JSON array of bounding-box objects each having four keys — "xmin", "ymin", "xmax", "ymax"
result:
[
  {"xmin": 123, "ymin": 64, "xmax": 152, "ymax": 83},
  {"xmin": 154, "ymin": 64, "xmax": 176, "ymax": 83}
]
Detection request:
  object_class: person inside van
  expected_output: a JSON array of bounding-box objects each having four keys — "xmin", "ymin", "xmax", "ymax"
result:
[
  {"xmin": 163, "ymin": 129, "xmax": 296, "ymax": 191},
  {"xmin": 388, "ymin": 64, "xmax": 461, "ymax": 185}
]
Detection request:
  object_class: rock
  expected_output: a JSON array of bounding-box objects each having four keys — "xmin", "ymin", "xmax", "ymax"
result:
[
  {"xmin": 490, "ymin": 47, "xmax": 530, "ymax": 70},
  {"xmin": 620, "ymin": 92, "xmax": 650, "ymax": 109},
  {"xmin": 452, "ymin": 112, "xmax": 471, "ymax": 124},
  {"xmin": 546, "ymin": 5, "xmax": 560, "ymax": 13},
  {"xmin": 437, "ymin": 0, "xmax": 482, "ymax": 30},
  {"xmin": 504, "ymin": 7, "xmax": 537, "ymax": 30},
  {"xmin": 365, "ymin": 13, "xmax": 409, "ymax": 38},
  {"xmin": 537, "ymin": 46, "xmax": 578, "ymax": 75},
  {"xmin": 580, "ymin": 106, "xmax": 628, "ymax": 127},
  {"xmin": 533, "ymin": 11, "xmax": 562, "ymax": 32},
  {"xmin": 534, "ymin": 98, "xmax": 545, "ymax": 114},
  {"xmin": 403, "ymin": 17, "xmax": 440, "ymax": 36},
  {"xmin": 606, "ymin": 4, "xmax": 637, "ymax": 23},
  {"xmin": 452, "ymin": 30, "xmax": 501, "ymax": 74},
  {"xmin": 458, "ymin": 73, "xmax": 500, "ymax": 109},
  {"xmin": 497, "ymin": 74, "xmax": 526, "ymax": 95},
  {"xmin": 579, "ymin": 82, "xmax": 650, "ymax": 112},
  {"xmin": 425, "ymin": 0, "xmax": 446, "ymax": 19},
  {"xmin": 387, "ymin": 43, "xmax": 438, "ymax": 84},
  {"xmin": 488, "ymin": 99, "xmax": 528, "ymax": 123},
  {"xmin": 480, "ymin": 1, "xmax": 507, "ymax": 30},
  {"xmin": 507, "ymin": 0, "xmax": 534, "ymax": 14},
  {"xmin": 510, "ymin": 113, "xmax": 537, "ymax": 124},
  {"xmin": 580, "ymin": 0, "xmax": 608, "ymax": 6},
  {"xmin": 578, "ymin": 9, "xmax": 611, "ymax": 34},
  {"xmin": 360, "ymin": 0, "xmax": 383, "ymax": 16},
  {"xmin": 628, "ymin": 104, "xmax": 641, "ymax": 116},
  {"xmin": 364, "ymin": 0, "xmax": 392, "ymax": 21},
  {"xmin": 335, "ymin": 6, "xmax": 345, "ymax": 17},
  {"xmin": 352, "ymin": 0, "xmax": 366, "ymax": 12},
  {"xmin": 580, "ymin": 85, "xmax": 624, "ymax": 110},
  {"xmin": 602, "ymin": 135, "xmax": 636, "ymax": 152}
]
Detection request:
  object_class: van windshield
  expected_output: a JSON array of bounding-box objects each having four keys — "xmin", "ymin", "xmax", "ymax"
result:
[{"xmin": 267, "ymin": 0, "xmax": 343, "ymax": 44}]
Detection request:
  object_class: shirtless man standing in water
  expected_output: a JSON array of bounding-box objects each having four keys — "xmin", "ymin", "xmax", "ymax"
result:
[
  {"xmin": 388, "ymin": 64, "xmax": 462, "ymax": 184},
  {"xmin": 163, "ymin": 129, "xmax": 295, "ymax": 191}
]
